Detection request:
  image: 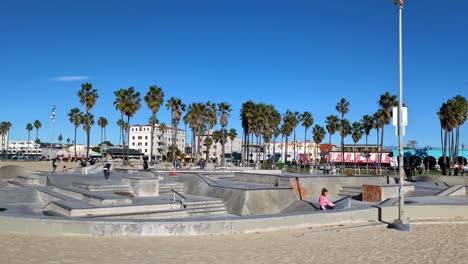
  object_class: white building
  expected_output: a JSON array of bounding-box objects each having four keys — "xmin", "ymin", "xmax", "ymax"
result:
[
  {"xmin": 129, "ymin": 124, "xmax": 186, "ymax": 160},
  {"xmin": 5, "ymin": 140, "xmax": 42, "ymax": 156},
  {"xmin": 266, "ymin": 140, "xmax": 320, "ymax": 163}
]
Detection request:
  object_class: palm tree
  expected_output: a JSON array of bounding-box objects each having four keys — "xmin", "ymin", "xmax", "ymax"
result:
[
  {"xmin": 166, "ymin": 97, "xmax": 186, "ymax": 164},
  {"xmin": 377, "ymin": 92, "xmax": 398, "ymax": 172},
  {"xmin": 115, "ymin": 87, "xmax": 141, "ymax": 164},
  {"xmin": 240, "ymin": 101, "xmax": 255, "ymax": 166},
  {"xmin": 290, "ymin": 111, "xmax": 300, "ymax": 160},
  {"xmin": 217, "ymin": 102, "xmax": 232, "ymax": 166},
  {"xmin": 312, "ymin": 124, "xmax": 326, "ymax": 168},
  {"xmin": 97, "ymin": 117, "xmax": 108, "ymax": 144},
  {"xmin": 26, "ymin": 123, "xmax": 33, "ymax": 156},
  {"xmin": 77, "ymin": 83, "xmax": 99, "ymax": 161},
  {"xmin": 204, "ymin": 136, "xmax": 213, "ymax": 163},
  {"xmin": 281, "ymin": 110, "xmax": 295, "ymax": 164},
  {"xmin": 33, "ymin": 120, "xmax": 42, "ymax": 160},
  {"xmin": 58, "ymin": 134, "xmax": 63, "ymax": 148},
  {"xmin": 0, "ymin": 122, "xmax": 12, "ymax": 158},
  {"xmin": 116, "ymin": 118, "xmax": 125, "ymax": 147},
  {"xmin": 82, "ymin": 113, "xmax": 95, "ymax": 158},
  {"xmin": 338, "ymin": 119, "xmax": 351, "ymax": 170},
  {"xmin": 66, "ymin": 138, "xmax": 70, "ymax": 145},
  {"xmin": 300, "ymin": 112, "xmax": 314, "ymax": 161},
  {"xmin": 228, "ymin": 128, "xmax": 237, "ymax": 158},
  {"xmin": 114, "ymin": 89, "xmax": 127, "ymax": 152},
  {"xmin": 158, "ymin": 123, "xmax": 168, "ymax": 160},
  {"xmin": 351, "ymin": 122, "xmax": 363, "ymax": 172},
  {"xmin": 336, "ymin": 98, "xmax": 350, "ymax": 166},
  {"xmin": 68, "ymin": 108, "xmax": 83, "ymax": 161},
  {"xmin": 325, "ymin": 115, "xmax": 339, "ymax": 164},
  {"xmin": 361, "ymin": 114, "xmax": 374, "ymax": 171},
  {"xmin": 144, "ymin": 85, "xmax": 165, "ymax": 163}
]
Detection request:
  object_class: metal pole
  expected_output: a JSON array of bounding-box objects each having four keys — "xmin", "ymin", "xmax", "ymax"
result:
[
  {"xmin": 50, "ymin": 106, "xmax": 56, "ymax": 172},
  {"xmin": 389, "ymin": 0, "xmax": 411, "ymax": 231}
]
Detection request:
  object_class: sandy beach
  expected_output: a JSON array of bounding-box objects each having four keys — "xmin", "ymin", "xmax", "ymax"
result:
[
  {"xmin": 0, "ymin": 160, "xmax": 82, "ymax": 173},
  {"xmin": 0, "ymin": 223, "xmax": 466, "ymax": 264}
]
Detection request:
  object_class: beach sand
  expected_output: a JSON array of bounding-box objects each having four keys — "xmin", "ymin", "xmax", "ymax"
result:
[
  {"xmin": 0, "ymin": 223, "xmax": 466, "ymax": 264},
  {"xmin": 0, "ymin": 160, "xmax": 81, "ymax": 173}
]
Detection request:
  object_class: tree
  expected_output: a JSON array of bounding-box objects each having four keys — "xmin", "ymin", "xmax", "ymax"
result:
[
  {"xmin": 240, "ymin": 101, "xmax": 256, "ymax": 166},
  {"xmin": 26, "ymin": 123, "xmax": 33, "ymax": 156},
  {"xmin": 33, "ymin": 120, "xmax": 42, "ymax": 160},
  {"xmin": 77, "ymin": 83, "xmax": 99, "ymax": 161},
  {"xmin": 325, "ymin": 115, "xmax": 340, "ymax": 164},
  {"xmin": 115, "ymin": 87, "xmax": 141, "ymax": 164},
  {"xmin": 82, "ymin": 113, "xmax": 95, "ymax": 158},
  {"xmin": 228, "ymin": 128, "xmax": 237, "ymax": 157},
  {"xmin": 217, "ymin": 102, "xmax": 233, "ymax": 166},
  {"xmin": 338, "ymin": 119, "xmax": 351, "ymax": 168},
  {"xmin": 58, "ymin": 134, "xmax": 63, "ymax": 147},
  {"xmin": 312, "ymin": 124, "xmax": 326, "ymax": 168},
  {"xmin": 166, "ymin": 98, "xmax": 186, "ymax": 164},
  {"xmin": 144, "ymin": 85, "xmax": 165, "ymax": 163},
  {"xmin": 281, "ymin": 110, "xmax": 295, "ymax": 164},
  {"xmin": 158, "ymin": 123, "xmax": 168, "ymax": 160},
  {"xmin": 377, "ymin": 92, "xmax": 398, "ymax": 172},
  {"xmin": 97, "ymin": 117, "xmax": 108, "ymax": 144},
  {"xmin": 68, "ymin": 108, "xmax": 83, "ymax": 160},
  {"xmin": 361, "ymin": 114, "xmax": 374, "ymax": 171},
  {"xmin": 336, "ymin": 98, "xmax": 350, "ymax": 166},
  {"xmin": 300, "ymin": 112, "xmax": 314, "ymax": 160},
  {"xmin": 66, "ymin": 138, "xmax": 70, "ymax": 145},
  {"xmin": 0, "ymin": 122, "xmax": 12, "ymax": 158},
  {"xmin": 351, "ymin": 122, "xmax": 363, "ymax": 171},
  {"xmin": 290, "ymin": 111, "xmax": 300, "ymax": 160},
  {"xmin": 114, "ymin": 89, "xmax": 127, "ymax": 152}
]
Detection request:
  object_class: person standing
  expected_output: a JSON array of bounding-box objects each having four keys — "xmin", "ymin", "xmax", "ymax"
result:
[
  {"xmin": 51, "ymin": 159, "xmax": 57, "ymax": 173},
  {"xmin": 103, "ymin": 157, "xmax": 113, "ymax": 180}
]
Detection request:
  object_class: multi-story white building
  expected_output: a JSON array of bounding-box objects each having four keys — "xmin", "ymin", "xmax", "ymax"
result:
[
  {"xmin": 129, "ymin": 124, "xmax": 186, "ymax": 160},
  {"xmin": 4, "ymin": 140, "xmax": 42, "ymax": 156}
]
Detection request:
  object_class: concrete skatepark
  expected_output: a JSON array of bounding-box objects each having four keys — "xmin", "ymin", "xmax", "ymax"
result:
[{"xmin": 0, "ymin": 164, "xmax": 467, "ymax": 236}]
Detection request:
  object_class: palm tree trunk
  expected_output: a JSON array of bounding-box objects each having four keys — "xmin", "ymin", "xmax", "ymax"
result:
[
  {"xmin": 27, "ymin": 132, "xmax": 30, "ymax": 157},
  {"xmin": 304, "ymin": 127, "xmax": 307, "ymax": 157},
  {"xmin": 126, "ymin": 115, "xmax": 131, "ymax": 165},
  {"xmin": 74, "ymin": 126, "xmax": 77, "ymax": 161},
  {"xmin": 354, "ymin": 142, "xmax": 357, "ymax": 173},
  {"xmin": 221, "ymin": 127, "xmax": 226, "ymax": 166},
  {"xmin": 293, "ymin": 128, "xmax": 296, "ymax": 160},
  {"xmin": 380, "ymin": 126, "xmax": 384, "ymax": 174},
  {"xmin": 150, "ymin": 121, "xmax": 154, "ymax": 164},
  {"xmin": 365, "ymin": 134, "xmax": 369, "ymax": 172},
  {"xmin": 36, "ymin": 129, "xmax": 39, "ymax": 161},
  {"xmin": 284, "ymin": 136, "xmax": 288, "ymax": 164}
]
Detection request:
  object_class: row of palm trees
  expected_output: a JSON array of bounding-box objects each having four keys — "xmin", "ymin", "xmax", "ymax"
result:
[
  {"xmin": 438, "ymin": 95, "xmax": 468, "ymax": 174},
  {"xmin": 239, "ymin": 92, "xmax": 402, "ymax": 170}
]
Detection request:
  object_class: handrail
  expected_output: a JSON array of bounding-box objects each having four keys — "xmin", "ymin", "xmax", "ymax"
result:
[{"xmin": 171, "ymin": 189, "xmax": 186, "ymax": 207}]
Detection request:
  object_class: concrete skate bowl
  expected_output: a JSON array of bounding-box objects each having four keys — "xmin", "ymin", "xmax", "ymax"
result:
[
  {"xmin": 182, "ymin": 173, "xmax": 297, "ymax": 216},
  {"xmin": 412, "ymin": 175, "xmax": 467, "ymax": 186},
  {"xmin": 0, "ymin": 165, "xmax": 36, "ymax": 180}
]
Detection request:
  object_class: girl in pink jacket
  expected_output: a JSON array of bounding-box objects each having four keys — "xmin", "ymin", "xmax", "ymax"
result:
[{"xmin": 319, "ymin": 188, "xmax": 335, "ymax": 210}]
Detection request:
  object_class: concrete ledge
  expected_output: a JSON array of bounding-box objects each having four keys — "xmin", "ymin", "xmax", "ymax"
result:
[{"xmin": 363, "ymin": 184, "xmax": 415, "ymax": 202}]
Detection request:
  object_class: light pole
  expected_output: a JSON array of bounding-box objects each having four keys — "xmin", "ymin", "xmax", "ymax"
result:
[
  {"xmin": 389, "ymin": 0, "xmax": 411, "ymax": 231},
  {"xmin": 50, "ymin": 106, "xmax": 56, "ymax": 171}
]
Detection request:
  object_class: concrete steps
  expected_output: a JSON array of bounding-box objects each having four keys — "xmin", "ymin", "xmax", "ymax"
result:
[
  {"xmin": 52, "ymin": 186, "xmax": 132, "ymax": 206},
  {"xmin": 159, "ymin": 182, "xmax": 185, "ymax": 195},
  {"xmin": 185, "ymin": 200, "xmax": 227, "ymax": 216},
  {"xmin": 45, "ymin": 199, "xmax": 181, "ymax": 217},
  {"xmin": 73, "ymin": 181, "xmax": 130, "ymax": 192},
  {"xmin": 338, "ymin": 186, "xmax": 363, "ymax": 198}
]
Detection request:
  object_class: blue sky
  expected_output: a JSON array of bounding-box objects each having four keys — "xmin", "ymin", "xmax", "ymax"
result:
[{"xmin": 0, "ymin": 0, "xmax": 467, "ymax": 148}]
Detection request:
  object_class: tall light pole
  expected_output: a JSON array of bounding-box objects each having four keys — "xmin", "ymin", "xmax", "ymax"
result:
[
  {"xmin": 50, "ymin": 106, "xmax": 56, "ymax": 171},
  {"xmin": 389, "ymin": 0, "xmax": 411, "ymax": 231}
]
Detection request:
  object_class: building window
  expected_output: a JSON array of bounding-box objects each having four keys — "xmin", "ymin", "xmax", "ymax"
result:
[
  {"xmin": 132, "ymin": 143, "xmax": 135, "ymax": 146},
  {"xmin": 132, "ymin": 136, "xmax": 135, "ymax": 140},
  {"xmin": 138, "ymin": 136, "xmax": 142, "ymax": 139},
  {"xmin": 145, "ymin": 149, "xmax": 147, "ymax": 152},
  {"xmin": 145, "ymin": 136, "xmax": 148, "ymax": 139},
  {"xmin": 145, "ymin": 143, "xmax": 148, "ymax": 146}
]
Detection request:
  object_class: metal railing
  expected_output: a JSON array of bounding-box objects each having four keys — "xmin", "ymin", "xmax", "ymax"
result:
[{"xmin": 171, "ymin": 189, "xmax": 186, "ymax": 208}]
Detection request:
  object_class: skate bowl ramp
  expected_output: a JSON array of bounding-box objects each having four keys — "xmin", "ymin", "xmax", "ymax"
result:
[{"xmin": 0, "ymin": 165, "xmax": 36, "ymax": 180}]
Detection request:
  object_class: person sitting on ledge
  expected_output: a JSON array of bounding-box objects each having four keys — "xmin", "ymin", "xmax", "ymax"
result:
[{"xmin": 319, "ymin": 188, "xmax": 335, "ymax": 211}]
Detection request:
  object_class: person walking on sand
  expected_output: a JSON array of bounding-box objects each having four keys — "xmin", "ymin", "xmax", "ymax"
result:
[
  {"xmin": 51, "ymin": 159, "xmax": 57, "ymax": 173},
  {"xmin": 319, "ymin": 188, "xmax": 335, "ymax": 211},
  {"xmin": 103, "ymin": 157, "xmax": 113, "ymax": 181}
]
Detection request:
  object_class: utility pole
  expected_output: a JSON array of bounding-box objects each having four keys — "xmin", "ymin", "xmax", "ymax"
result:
[
  {"xmin": 50, "ymin": 105, "xmax": 56, "ymax": 172},
  {"xmin": 389, "ymin": 0, "xmax": 411, "ymax": 231}
]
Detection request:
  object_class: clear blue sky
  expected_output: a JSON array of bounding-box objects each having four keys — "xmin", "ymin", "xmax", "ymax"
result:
[{"xmin": 0, "ymin": 0, "xmax": 467, "ymax": 148}]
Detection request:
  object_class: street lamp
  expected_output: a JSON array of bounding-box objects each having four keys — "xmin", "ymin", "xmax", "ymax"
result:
[
  {"xmin": 50, "ymin": 105, "xmax": 56, "ymax": 171},
  {"xmin": 388, "ymin": 0, "xmax": 411, "ymax": 231}
]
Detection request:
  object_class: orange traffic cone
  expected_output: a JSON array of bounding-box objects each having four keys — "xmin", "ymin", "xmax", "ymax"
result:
[{"xmin": 169, "ymin": 168, "xmax": 177, "ymax": 176}]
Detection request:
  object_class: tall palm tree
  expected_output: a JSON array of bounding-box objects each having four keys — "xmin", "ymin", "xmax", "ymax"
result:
[
  {"xmin": 0, "ymin": 122, "xmax": 12, "ymax": 158},
  {"xmin": 117, "ymin": 87, "xmax": 141, "ymax": 164},
  {"xmin": 228, "ymin": 128, "xmax": 237, "ymax": 157},
  {"xmin": 377, "ymin": 92, "xmax": 398, "ymax": 171},
  {"xmin": 33, "ymin": 120, "xmax": 42, "ymax": 160},
  {"xmin": 338, "ymin": 119, "xmax": 351, "ymax": 169},
  {"xmin": 336, "ymin": 98, "xmax": 350, "ymax": 166},
  {"xmin": 325, "ymin": 115, "xmax": 340, "ymax": 164},
  {"xmin": 300, "ymin": 112, "xmax": 314, "ymax": 160},
  {"xmin": 351, "ymin": 122, "xmax": 363, "ymax": 172},
  {"xmin": 217, "ymin": 102, "xmax": 233, "ymax": 166},
  {"xmin": 82, "ymin": 113, "xmax": 95, "ymax": 158},
  {"xmin": 158, "ymin": 122, "xmax": 168, "ymax": 160},
  {"xmin": 114, "ymin": 89, "xmax": 127, "ymax": 152},
  {"xmin": 58, "ymin": 134, "xmax": 63, "ymax": 148},
  {"xmin": 77, "ymin": 83, "xmax": 99, "ymax": 161},
  {"xmin": 290, "ymin": 111, "xmax": 300, "ymax": 160},
  {"xmin": 97, "ymin": 117, "xmax": 108, "ymax": 144},
  {"xmin": 281, "ymin": 110, "xmax": 295, "ymax": 164},
  {"xmin": 26, "ymin": 123, "xmax": 33, "ymax": 156},
  {"xmin": 166, "ymin": 97, "xmax": 186, "ymax": 164},
  {"xmin": 144, "ymin": 85, "xmax": 165, "ymax": 163},
  {"xmin": 240, "ymin": 101, "xmax": 255, "ymax": 166},
  {"xmin": 312, "ymin": 124, "xmax": 326, "ymax": 168},
  {"xmin": 361, "ymin": 114, "xmax": 374, "ymax": 171},
  {"xmin": 68, "ymin": 108, "xmax": 83, "ymax": 161}
]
